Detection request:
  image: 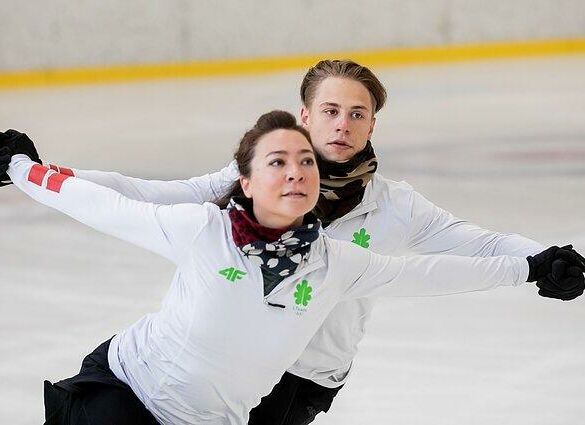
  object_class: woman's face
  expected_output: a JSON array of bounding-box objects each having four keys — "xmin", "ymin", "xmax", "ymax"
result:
[{"xmin": 240, "ymin": 129, "xmax": 319, "ymax": 229}]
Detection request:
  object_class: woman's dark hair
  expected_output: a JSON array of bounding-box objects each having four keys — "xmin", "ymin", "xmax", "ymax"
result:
[{"xmin": 215, "ymin": 110, "xmax": 312, "ymax": 208}]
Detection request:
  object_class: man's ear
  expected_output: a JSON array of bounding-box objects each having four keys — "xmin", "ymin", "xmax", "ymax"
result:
[
  {"xmin": 368, "ymin": 116, "xmax": 376, "ymax": 139},
  {"xmin": 240, "ymin": 176, "xmax": 252, "ymax": 198},
  {"xmin": 300, "ymin": 105, "xmax": 310, "ymax": 128}
]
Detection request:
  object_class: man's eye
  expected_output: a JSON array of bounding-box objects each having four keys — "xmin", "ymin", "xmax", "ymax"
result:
[
  {"xmin": 269, "ymin": 159, "xmax": 284, "ymax": 166},
  {"xmin": 351, "ymin": 112, "xmax": 364, "ymax": 119},
  {"xmin": 324, "ymin": 109, "xmax": 338, "ymax": 116}
]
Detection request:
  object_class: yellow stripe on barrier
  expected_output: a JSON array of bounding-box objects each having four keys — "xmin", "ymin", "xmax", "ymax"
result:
[{"xmin": 1, "ymin": 38, "xmax": 584, "ymax": 90}]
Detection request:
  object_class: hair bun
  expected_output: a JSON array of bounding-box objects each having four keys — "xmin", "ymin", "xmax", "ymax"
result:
[{"xmin": 255, "ymin": 110, "xmax": 297, "ymax": 131}]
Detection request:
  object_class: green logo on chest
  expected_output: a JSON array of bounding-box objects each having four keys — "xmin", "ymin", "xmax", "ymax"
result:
[
  {"xmin": 294, "ymin": 279, "xmax": 313, "ymax": 307},
  {"xmin": 352, "ymin": 228, "xmax": 371, "ymax": 248},
  {"xmin": 219, "ymin": 267, "xmax": 246, "ymax": 282}
]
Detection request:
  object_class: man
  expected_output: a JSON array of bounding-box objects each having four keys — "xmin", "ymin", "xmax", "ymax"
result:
[{"xmin": 2, "ymin": 60, "xmax": 583, "ymax": 425}]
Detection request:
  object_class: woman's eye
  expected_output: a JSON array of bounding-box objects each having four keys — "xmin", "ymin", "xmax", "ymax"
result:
[
  {"xmin": 302, "ymin": 158, "xmax": 315, "ymax": 166},
  {"xmin": 269, "ymin": 159, "xmax": 284, "ymax": 166},
  {"xmin": 351, "ymin": 112, "xmax": 364, "ymax": 119}
]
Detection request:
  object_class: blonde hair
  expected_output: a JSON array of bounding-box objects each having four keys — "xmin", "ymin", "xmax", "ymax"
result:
[{"xmin": 300, "ymin": 59, "xmax": 387, "ymax": 113}]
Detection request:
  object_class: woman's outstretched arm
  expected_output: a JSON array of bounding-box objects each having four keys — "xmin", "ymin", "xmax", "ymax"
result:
[{"xmin": 7, "ymin": 154, "xmax": 209, "ymax": 264}]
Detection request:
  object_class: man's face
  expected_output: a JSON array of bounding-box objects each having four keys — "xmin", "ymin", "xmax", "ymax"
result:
[{"xmin": 300, "ymin": 77, "xmax": 376, "ymax": 163}]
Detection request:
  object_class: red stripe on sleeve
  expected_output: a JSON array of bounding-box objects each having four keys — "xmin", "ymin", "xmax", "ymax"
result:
[
  {"xmin": 46, "ymin": 173, "xmax": 72, "ymax": 193},
  {"xmin": 49, "ymin": 164, "xmax": 59, "ymax": 172},
  {"xmin": 58, "ymin": 167, "xmax": 74, "ymax": 177},
  {"xmin": 27, "ymin": 164, "xmax": 50, "ymax": 186}
]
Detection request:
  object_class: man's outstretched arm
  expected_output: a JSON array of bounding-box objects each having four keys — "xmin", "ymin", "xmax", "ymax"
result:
[
  {"xmin": 404, "ymin": 186, "xmax": 545, "ymax": 257},
  {"xmin": 71, "ymin": 161, "xmax": 239, "ymax": 205},
  {"xmin": 0, "ymin": 129, "xmax": 239, "ymax": 204}
]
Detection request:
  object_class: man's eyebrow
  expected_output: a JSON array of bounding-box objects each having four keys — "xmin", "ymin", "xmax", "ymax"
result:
[{"xmin": 319, "ymin": 101, "xmax": 369, "ymax": 110}]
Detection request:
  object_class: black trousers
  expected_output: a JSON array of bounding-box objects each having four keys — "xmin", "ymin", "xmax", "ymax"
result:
[
  {"xmin": 43, "ymin": 339, "xmax": 159, "ymax": 425},
  {"xmin": 248, "ymin": 372, "xmax": 343, "ymax": 425},
  {"xmin": 43, "ymin": 339, "xmax": 341, "ymax": 425}
]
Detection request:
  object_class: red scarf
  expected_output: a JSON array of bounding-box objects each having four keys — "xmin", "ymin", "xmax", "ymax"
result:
[{"xmin": 229, "ymin": 206, "xmax": 288, "ymax": 247}]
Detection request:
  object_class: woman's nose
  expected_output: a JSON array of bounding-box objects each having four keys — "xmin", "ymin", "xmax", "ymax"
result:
[
  {"xmin": 286, "ymin": 165, "xmax": 304, "ymax": 181},
  {"xmin": 287, "ymin": 174, "xmax": 304, "ymax": 181}
]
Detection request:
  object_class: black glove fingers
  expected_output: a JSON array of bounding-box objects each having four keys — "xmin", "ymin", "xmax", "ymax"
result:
[
  {"xmin": 0, "ymin": 144, "xmax": 12, "ymax": 175},
  {"xmin": 0, "ymin": 157, "xmax": 10, "ymax": 173},
  {"xmin": 538, "ymin": 288, "xmax": 556, "ymax": 299},
  {"xmin": 4, "ymin": 129, "xmax": 22, "ymax": 138},
  {"xmin": 0, "ymin": 130, "xmax": 42, "ymax": 164},
  {"xmin": 540, "ymin": 287, "xmax": 582, "ymax": 301},
  {"xmin": 537, "ymin": 288, "xmax": 578, "ymax": 301},
  {"xmin": 567, "ymin": 266, "xmax": 584, "ymax": 278},
  {"xmin": 569, "ymin": 248, "xmax": 585, "ymax": 269},
  {"xmin": 526, "ymin": 246, "xmax": 560, "ymax": 282},
  {"xmin": 561, "ymin": 276, "xmax": 582, "ymax": 292},
  {"xmin": 556, "ymin": 249, "xmax": 585, "ymax": 272},
  {"xmin": 536, "ymin": 265, "xmax": 585, "ymax": 300},
  {"xmin": 551, "ymin": 259, "xmax": 567, "ymax": 280}
]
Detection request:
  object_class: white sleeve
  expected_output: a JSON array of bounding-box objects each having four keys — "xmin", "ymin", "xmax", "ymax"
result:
[
  {"xmin": 336, "ymin": 241, "xmax": 530, "ymax": 300},
  {"xmin": 7, "ymin": 155, "xmax": 209, "ymax": 264},
  {"xmin": 405, "ymin": 188, "xmax": 545, "ymax": 257},
  {"xmin": 68, "ymin": 160, "xmax": 239, "ymax": 204}
]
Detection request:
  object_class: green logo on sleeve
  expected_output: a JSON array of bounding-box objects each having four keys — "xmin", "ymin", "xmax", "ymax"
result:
[
  {"xmin": 352, "ymin": 228, "xmax": 371, "ymax": 248},
  {"xmin": 294, "ymin": 280, "xmax": 313, "ymax": 307},
  {"xmin": 219, "ymin": 267, "xmax": 246, "ymax": 282}
]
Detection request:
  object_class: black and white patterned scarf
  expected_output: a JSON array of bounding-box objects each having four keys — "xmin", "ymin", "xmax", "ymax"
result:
[
  {"xmin": 227, "ymin": 197, "xmax": 321, "ymax": 296},
  {"xmin": 314, "ymin": 141, "xmax": 378, "ymax": 226}
]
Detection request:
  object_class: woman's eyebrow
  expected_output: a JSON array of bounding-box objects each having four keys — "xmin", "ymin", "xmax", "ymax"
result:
[{"xmin": 266, "ymin": 149, "xmax": 314, "ymax": 158}]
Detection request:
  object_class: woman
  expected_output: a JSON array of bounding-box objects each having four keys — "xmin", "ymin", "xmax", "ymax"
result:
[{"xmin": 3, "ymin": 111, "xmax": 560, "ymax": 424}]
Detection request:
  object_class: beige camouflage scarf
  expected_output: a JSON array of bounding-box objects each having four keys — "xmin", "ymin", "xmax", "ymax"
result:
[{"xmin": 314, "ymin": 141, "xmax": 378, "ymax": 227}]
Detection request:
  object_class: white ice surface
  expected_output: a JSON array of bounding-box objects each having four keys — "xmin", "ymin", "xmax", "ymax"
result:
[{"xmin": 1, "ymin": 56, "xmax": 584, "ymax": 424}]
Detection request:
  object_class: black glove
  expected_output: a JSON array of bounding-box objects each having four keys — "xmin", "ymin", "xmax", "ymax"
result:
[
  {"xmin": 526, "ymin": 245, "xmax": 563, "ymax": 282},
  {"xmin": 0, "ymin": 130, "xmax": 42, "ymax": 187},
  {"xmin": 536, "ymin": 257, "xmax": 585, "ymax": 301},
  {"xmin": 526, "ymin": 245, "xmax": 585, "ymax": 281},
  {"xmin": 0, "ymin": 129, "xmax": 42, "ymax": 164},
  {"xmin": 557, "ymin": 246, "xmax": 585, "ymax": 271},
  {"xmin": 0, "ymin": 146, "xmax": 13, "ymax": 187}
]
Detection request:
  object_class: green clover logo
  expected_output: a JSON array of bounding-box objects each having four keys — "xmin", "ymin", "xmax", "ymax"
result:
[
  {"xmin": 352, "ymin": 228, "xmax": 371, "ymax": 248},
  {"xmin": 294, "ymin": 279, "xmax": 313, "ymax": 307}
]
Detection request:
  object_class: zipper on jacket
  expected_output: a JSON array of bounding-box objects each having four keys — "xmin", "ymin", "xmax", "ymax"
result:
[{"xmin": 264, "ymin": 300, "xmax": 286, "ymax": 309}]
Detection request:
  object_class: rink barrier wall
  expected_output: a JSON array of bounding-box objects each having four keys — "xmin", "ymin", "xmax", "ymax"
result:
[{"xmin": 1, "ymin": 38, "xmax": 584, "ymax": 90}]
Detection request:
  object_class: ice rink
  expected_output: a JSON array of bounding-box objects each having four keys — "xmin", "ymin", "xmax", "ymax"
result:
[{"xmin": 1, "ymin": 55, "xmax": 584, "ymax": 424}]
